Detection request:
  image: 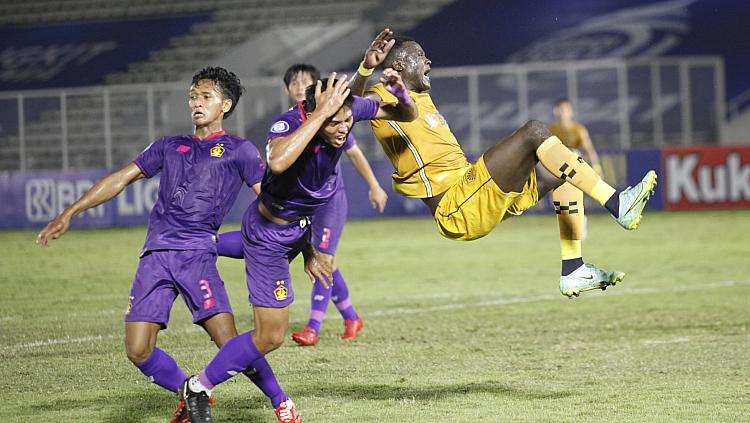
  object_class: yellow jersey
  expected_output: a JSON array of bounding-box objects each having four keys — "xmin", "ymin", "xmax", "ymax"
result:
[
  {"xmin": 367, "ymin": 83, "xmax": 470, "ymax": 198},
  {"xmin": 548, "ymin": 121, "xmax": 587, "ymax": 149}
]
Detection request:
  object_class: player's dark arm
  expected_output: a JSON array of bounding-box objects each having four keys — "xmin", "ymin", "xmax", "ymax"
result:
[
  {"xmin": 267, "ymin": 74, "xmax": 351, "ymax": 174},
  {"xmin": 350, "ymin": 28, "xmax": 395, "ymax": 96},
  {"xmin": 374, "ymin": 69, "xmax": 418, "ymax": 122},
  {"xmin": 37, "ymin": 163, "xmax": 145, "ymax": 246}
]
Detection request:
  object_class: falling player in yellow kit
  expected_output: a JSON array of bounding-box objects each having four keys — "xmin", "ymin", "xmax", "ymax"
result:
[{"xmin": 350, "ymin": 34, "xmax": 657, "ymax": 297}]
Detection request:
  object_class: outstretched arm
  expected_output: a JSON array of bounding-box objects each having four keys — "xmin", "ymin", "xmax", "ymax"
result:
[
  {"xmin": 345, "ymin": 145, "xmax": 388, "ymax": 213},
  {"xmin": 267, "ymin": 74, "xmax": 350, "ymax": 174},
  {"xmin": 350, "ymin": 28, "xmax": 395, "ymax": 96},
  {"xmin": 374, "ymin": 68, "xmax": 418, "ymax": 122},
  {"xmin": 36, "ymin": 162, "xmax": 145, "ymax": 246}
]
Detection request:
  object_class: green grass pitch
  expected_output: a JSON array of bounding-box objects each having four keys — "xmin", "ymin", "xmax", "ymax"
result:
[{"xmin": 1, "ymin": 211, "xmax": 749, "ymax": 422}]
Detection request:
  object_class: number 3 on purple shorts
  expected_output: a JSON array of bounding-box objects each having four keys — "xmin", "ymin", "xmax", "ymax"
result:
[{"xmin": 200, "ymin": 279, "xmax": 215, "ymax": 310}]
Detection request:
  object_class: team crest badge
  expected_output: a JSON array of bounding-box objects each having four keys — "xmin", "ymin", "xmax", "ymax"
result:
[
  {"xmin": 464, "ymin": 166, "xmax": 477, "ymax": 183},
  {"xmin": 274, "ymin": 280, "xmax": 288, "ymax": 301},
  {"xmin": 210, "ymin": 143, "xmax": 225, "ymax": 158}
]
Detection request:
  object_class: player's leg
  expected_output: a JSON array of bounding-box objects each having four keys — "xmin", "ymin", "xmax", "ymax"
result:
[
  {"xmin": 181, "ymin": 203, "xmax": 304, "ymax": 422},
  {"xmin": 124, "ymin": 252, "xmax": 188, "ymax": 393},
  {"xmin": 321, "ymin": 191, "xmax": 363, "ymax": 340},
  {"xmin": 485, "ymin": 120, "xmax": 656, "ymax": 230},
  {"xmin": 216, "ymin": 230, "xmax": 243, "ymax": 259}
]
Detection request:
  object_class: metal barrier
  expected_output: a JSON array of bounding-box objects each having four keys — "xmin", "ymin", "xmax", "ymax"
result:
[{"xmin": 0, "ymin": 56, "xmax": 724, "ymax": 171}]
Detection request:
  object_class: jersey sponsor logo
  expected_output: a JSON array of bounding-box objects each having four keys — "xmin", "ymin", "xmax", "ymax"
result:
[
  {"xmin": 176, "ymin": 145, "xmax": 191, "ymax": 153},
  {"xmin": 274, "ymin": 280, "xmax": 288, "ymax": 301},
  {"xmin": 425, "ymin": 112, "xmax": 447, "ymax": 129},
  {"xmin": 270, "ymin": 121, "xmax": 290, "ymax": 134},
  {"xmin": 210, "ymin": 143, "xmax": 225, "ymax": 158}
]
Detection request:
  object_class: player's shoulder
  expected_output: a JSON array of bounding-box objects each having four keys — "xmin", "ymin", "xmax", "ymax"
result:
[{"xmin": 269, "ymin": 108, "xmax": 303, "ymax": 134}]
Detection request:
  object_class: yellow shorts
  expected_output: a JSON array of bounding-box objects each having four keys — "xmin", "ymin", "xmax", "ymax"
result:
[{"xmin": 434, "ymin": 156, "xmax": 538, "ymax": 241}]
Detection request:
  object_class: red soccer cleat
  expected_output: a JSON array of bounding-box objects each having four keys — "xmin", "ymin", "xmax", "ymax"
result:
[
  {"xmin": 169, "ymin": 400, "xmax": 188, "ymax": 423},
  {"xmin": 341, "ymin": 318, "xmax": 363, "ymax": 340},
  {"xmin": 291, "ymin": 326, "xmax": 318, "ymax": 346},
  {"xmin": 275, "ymin": 398, "xmax": 302, "ymax": 423}
]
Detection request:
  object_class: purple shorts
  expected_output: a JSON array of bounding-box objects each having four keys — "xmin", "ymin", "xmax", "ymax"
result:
[
  {"xmin": 311, "ymin": 188, "xmax": 347, "ymax": 255},
  {"xmin": 125, "ymin": 250, "xmax": 233, "ymax": 328},
  {"xmin": 242, "ymin": 200, "xmax": 310, "ymax": 308}
]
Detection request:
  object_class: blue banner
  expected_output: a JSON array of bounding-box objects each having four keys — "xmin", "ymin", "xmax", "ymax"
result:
[
  {"xmin": 2, "ymin": 149, "xmax": 669, "ymax": 230},
  {"xmin": 0, "ymin": 14, "xmax": 210, "ymax": 90}
]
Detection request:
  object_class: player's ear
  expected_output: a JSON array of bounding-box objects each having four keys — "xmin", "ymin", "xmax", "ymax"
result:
[
  {"xmin": 391, "ymin": 59, "xmax": 405, "ymax": 72},
  {"xmin": 222, "ymin": 98, "xmax": 232, "ymax": 113},
  {"xmin": 306, "ymin": 112, "xmax": 313, "ymax": 119}
]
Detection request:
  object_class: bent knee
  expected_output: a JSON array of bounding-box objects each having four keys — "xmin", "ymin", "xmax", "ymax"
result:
[
  {"xmin": 521, "ymin": 120, "xmax": 552, "ymax": 144},
  {"xmin": 254, "ymin": 331, "xmax": 285, "ymax": 353},
  {"xmin": 125, "ymin": 342, "xmax": 153, "ymax": 364}
]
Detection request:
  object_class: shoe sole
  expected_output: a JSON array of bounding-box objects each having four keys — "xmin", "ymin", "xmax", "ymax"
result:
[
  {"xmin": 622, "ymin": 171, "xmax": 658, "ymax": 230},
  {"xmin": 562, "ymin": 271, "xmax": 626, "ymax": 298}
]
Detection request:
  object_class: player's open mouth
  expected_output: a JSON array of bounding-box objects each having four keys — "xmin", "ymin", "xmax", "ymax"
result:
[{"xmin": 193, "ymin": 112, "xmax": 204, "ymax": 118}]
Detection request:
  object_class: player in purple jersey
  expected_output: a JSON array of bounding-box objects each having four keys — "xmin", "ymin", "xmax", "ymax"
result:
[
  {"xmin": 216, "ymin": 61, "xmax": 391, "ymax": 347},
  {"xmin": 178, "ymin": 71, "xmax": 417, "ymax": 423},
  {"xmin": 36, "ymin": 67, "xmax": 279, "ymax": 422}
]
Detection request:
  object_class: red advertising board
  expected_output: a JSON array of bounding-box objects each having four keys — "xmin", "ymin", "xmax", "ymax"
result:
[{"xmin": 663, "ymin": 145, "xmax": 750, "ymax": 210}]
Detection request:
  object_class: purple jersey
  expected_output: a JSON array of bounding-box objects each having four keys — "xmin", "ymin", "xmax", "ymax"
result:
[
  {"xmin": 260, "ymin": 96, "xmax": 378, "ymax": 220},
  {"xmin": 133, "ymin": 130, "xmax": 265, "ymax": 254}
]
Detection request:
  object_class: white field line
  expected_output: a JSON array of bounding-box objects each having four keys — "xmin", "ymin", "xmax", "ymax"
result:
[{"xmin": 3, "ymin": 280, "xmax": 748, "ymax": 353}]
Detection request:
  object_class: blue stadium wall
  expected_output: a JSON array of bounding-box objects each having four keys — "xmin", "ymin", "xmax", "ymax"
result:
[{"xmin": 2, "ymin": 144, "xmax": 749, "ymax": 230}]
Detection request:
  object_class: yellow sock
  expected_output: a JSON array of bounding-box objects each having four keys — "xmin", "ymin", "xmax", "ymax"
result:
[
  {"xmin": 553, "ymin": 182, "xmax": 584, "ymax": 259},
  {"xmin": 537, "ymin": 136, "xmax": 615, "ymax": 206}
]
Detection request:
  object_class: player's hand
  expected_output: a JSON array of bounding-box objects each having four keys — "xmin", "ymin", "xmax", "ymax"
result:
[
  {"xmin": 36, "ymin": 213, "xmax": 72, "ymax": 246},
  {"xmin": 362, "ymin": 28, "xmax": 395, "ymax": 70},
  {"xmin": 382, "ymin": 68, "xmax": 412, "ymax": 105},
  {"xmin": 369, "ymin": 186, "xmax": 388, "ymax": 213},
  {"xmin": 314, "ymin": 73, "xmax": 350, "ymax": 119},
  {"xmin": 304, "ymin": 249, "xmax": 333, "ymax": 288}
]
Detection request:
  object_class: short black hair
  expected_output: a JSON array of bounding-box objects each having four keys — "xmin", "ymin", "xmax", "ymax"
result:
[
  {"xmin": 554, "ymin": 98, "xmax": 571, "ymax": 107},
  {"xmin": 303, "ymin": 78, "xmax": 354, "ymax": 114},
  {"xmin": 382, "ymin": 36, "xmax": 417, "ymax": 69},
  {"xmin": 191, "ymin": 66, "xmax": 244, "ymax": 119},
  {"xmin": 283, "ymin": 64, "xmax": 321, "ymax": 88}
]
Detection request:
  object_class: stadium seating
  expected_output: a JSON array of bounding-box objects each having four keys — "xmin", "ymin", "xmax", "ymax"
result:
[{"xmin": 0, "ymin": 0, "xmax": 454, "ymax": 170}]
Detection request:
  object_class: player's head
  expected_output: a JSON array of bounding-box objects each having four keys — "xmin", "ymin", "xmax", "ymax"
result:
[
  {"xmin": 553, "ymin": 98, "xmax": 574, "ymax": 121},
  {"xmin": 189, "ymin": 67, "xmax": 245, "ymax": 126},
  {"xmin": 382, "ymin": 36, "xmax": 431, "ymax": 93},
  {"xmin": 303, "ymin": 78, "xmax": 354, "ymax": 148},
  {"xmin": 284, "ymin": 64, "xmax": 320, "ymax": 102}
]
